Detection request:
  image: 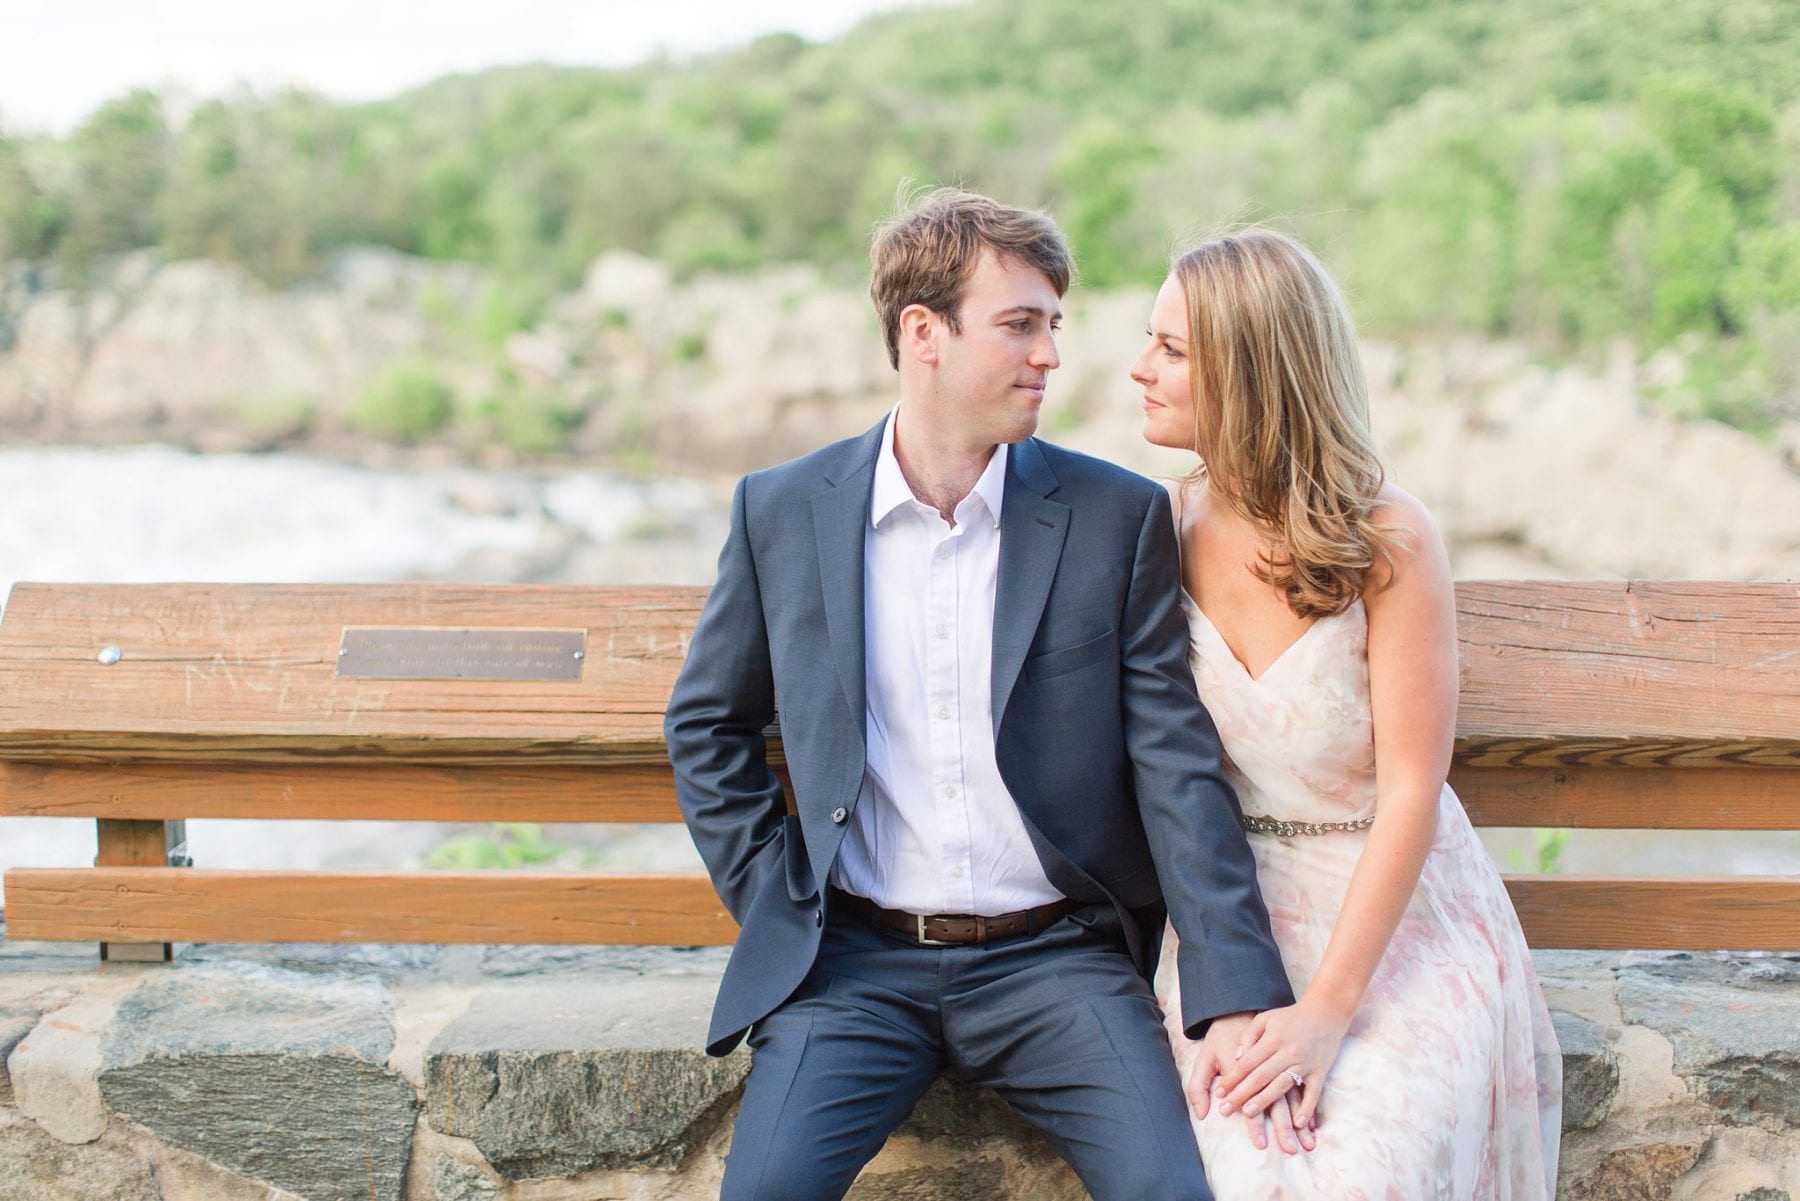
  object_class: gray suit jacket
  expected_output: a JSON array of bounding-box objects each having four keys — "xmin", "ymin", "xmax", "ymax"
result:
[{"xmin": 666, "ymin": 418, "xmax": 1293, "ymax": 1055}]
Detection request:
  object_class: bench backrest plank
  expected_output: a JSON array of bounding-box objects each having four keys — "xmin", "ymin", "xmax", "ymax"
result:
[
  {"xmin": 3, "ymin": 760, "xmax": 1792, "ymax": 831},
  {"xmin": 0, "ymin": 583, "xmax": 699, "ymax": 761},
  {"xmin": 1453, "ymin": 581, "xmax": 1800, "ymax": 766}
]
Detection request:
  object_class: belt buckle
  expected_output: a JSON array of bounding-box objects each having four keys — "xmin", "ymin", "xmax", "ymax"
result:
[{"xmin": 915, "ymin": 914, "xmax": 959, "ymax": 946}]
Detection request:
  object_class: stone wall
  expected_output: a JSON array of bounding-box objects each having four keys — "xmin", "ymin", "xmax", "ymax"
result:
[{"xmin": 1, "ymin": 931, "xmax": 1794, "ymax": 1200}]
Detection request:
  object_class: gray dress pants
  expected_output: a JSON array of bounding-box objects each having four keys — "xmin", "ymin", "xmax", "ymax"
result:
[{"xmin": 719, "ymin": 893, "xmax": 1214, "ymax": 1201}]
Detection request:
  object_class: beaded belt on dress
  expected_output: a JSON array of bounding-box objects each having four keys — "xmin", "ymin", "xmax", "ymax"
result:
[{"xmin": 1240, "ymin": 813, "xmax": 1376, "ymax": 836}]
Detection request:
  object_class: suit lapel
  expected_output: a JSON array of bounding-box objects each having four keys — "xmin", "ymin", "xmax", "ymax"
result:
[
  {"xmin": 991, "ymin": 438, "xmax": 1069, "ymax": 729},
  {"xmin": 810, "ymin": 420, "xmax": 884, "ymax": 747}
]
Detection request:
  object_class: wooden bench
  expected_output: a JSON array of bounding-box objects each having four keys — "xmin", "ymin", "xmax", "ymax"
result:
[{"xmin": 1, "ymin": 580, "xmax": 1796, "ymax": 958}]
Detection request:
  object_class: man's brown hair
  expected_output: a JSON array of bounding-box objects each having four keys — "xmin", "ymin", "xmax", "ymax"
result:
[{"xmin": 869, "ymin": 187, "xmax": 1073, "ymax": 370}]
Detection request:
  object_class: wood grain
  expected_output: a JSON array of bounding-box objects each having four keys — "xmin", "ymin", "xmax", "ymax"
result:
[
  {"xmin": 10, "ymin": 868, "xmax": 1794, "ymax": 951},
  {"xmin": 0, "ymin": 584, "xmax": 702, "ymax": 761},
  {"xmin": 0, "ymin": 581, "xmax": 1792, "ymax": 763},
  {"xmin": 2, "ymin": 868, "xmax": 737, "ymax": 945},
  {"xmin": 1454, "ymin": 581, "xmax": 1800, "ymax": 765},
  {"xmin": 95, "ymin": 819, "xmax": 180, "ymax": 865},
  {"xmin": 1502, "ymin": 876, "xmax": 1800, "ymax": 950},
  {"xmin": 5, "ymin": 758, "xmax": 1789, "ymax": 830},
  {"xmin": 1451, "ymin": 766, "xmax": 1800, "ymax": 829},
  {"xmin": 92, "ymin": 820, "xmax": 182, "ymax": 960},
  {"xmin": 0, "ymin": 761, "xmax": 685, "ymax": 821}
]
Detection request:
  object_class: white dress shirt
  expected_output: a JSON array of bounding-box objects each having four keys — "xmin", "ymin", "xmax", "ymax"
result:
[{"xmin": 828, "ymin": 408, "xmax": 1065, "ymax": 915}]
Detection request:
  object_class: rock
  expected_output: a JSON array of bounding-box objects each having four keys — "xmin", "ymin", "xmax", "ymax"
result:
[
  {"xmin": 1737, "ymin": 1190, "xmax": 1790, "ymax": 1201},
  {"xmin": 582, "ymin": 251, "xmax": 672, "ymax": 316},
  {"xmin": 1566, "ymin": 1139, "xmax": 1705, "ymax": 1201},
  {"xmin": 0, "ymin": 1006, "xmax": 42, "ymax": 1106},
  {"xmin": 120, "ymin": 1120, "xmax": 310, "ymax": 1201},
  {"xmin": 185, "ymin": 940, "xmax": 445, "ymax": 976},
  {"xmin": 504, "ymin": 331, "xmax": 570, "ymax": 382},
  {"xmin": 424, "ymin": 976, "xmax": 747, "ymax": 1179},
  {"xmin": 1553, "ymin": 1010, "xmax": 1619, "ymax": 1130},
  {"xmin": 97, "ymin": 962, "xmax": 415, "ymax": 1201},
  {"xmin": 0, "ymin": 1111, "xmax": 158, "ymax": 1201},
  {"xmin": 476, "ymin": 942, "xmax": 729, "ymax": 979},
  {"xmin": 406, "ymin": 1123, "xmax": 505, "ymax": 1201},
  {"xmin": 900, "ymin": 1078, "xmax": 1049, "ymax": 1146},
  {"xmin": 8, "ymin": 991, "xmax": 121, "ymax": 1144},
  {"xmin": 1617, "ymin": 955, "xmax": 1800, "ymax": 1131},
  {"xmin": 846, "ymin": 1158, "xmax": 1008, "ymax": 1201},
  {"xmin": 429, "ymin": 1156, "xmax": 503, "ymax": 1201}
]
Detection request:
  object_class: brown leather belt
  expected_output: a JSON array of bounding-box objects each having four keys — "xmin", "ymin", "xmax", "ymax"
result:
[{"xmin": 830, "ymin": 887, "xmax": 1080, "ymax": 946}]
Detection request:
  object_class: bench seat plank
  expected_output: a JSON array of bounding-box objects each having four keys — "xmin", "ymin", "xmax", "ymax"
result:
[
  {"xmin": 7, "ymin": 868, "xmax": 1797, "ymax": 951},
  {"xmin": 1501, "ymin": 875, "xmax": 1800, "ymax": 950},
  {"xmin": 3, "ymin": 867, "xmax": 737, "ymax": 944}
]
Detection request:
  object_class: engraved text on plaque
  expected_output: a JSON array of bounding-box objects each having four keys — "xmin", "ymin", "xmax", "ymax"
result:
[{"xmin": 336, "ymin": 628, "xmax": 587, "ymax": 681}]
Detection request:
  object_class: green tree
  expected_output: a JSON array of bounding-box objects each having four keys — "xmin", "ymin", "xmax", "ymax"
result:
[
  {"xmin": 58, "ymin": 90, "xmax": 169, "ymax": 280},
  {"xmin": 1648, "ymin": 169, "xmax": 1739, "ymax": 339},
  {"xmin": 0, "ymin": 137, "xmax": 53, "ymax": 261},
  {"xmin": 1641, "ymin": 75, "xmax": 1777, "ymax": 212}
]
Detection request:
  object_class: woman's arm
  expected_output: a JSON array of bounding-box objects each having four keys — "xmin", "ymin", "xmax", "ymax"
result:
[{"xmin": 1216, "ymin": 487, "xmax": 1459, "ymax": 1132}]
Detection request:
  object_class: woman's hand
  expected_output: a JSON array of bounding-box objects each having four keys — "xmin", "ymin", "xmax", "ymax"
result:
[
  {"xmin": 1215, "ymin": 996, "xmax": 1351, "ymax": 1133},
  {"xmin": 1183, "ymin": 1011, "xmax": 1316, "ymax": 1154}
]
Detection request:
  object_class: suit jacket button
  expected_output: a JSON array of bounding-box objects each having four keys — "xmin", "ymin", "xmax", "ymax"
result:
[
  {"xmin": 831, "ymin": 806, "xmax": 848, "ymax": 823},
  {"xmin": 816, "ymin": 908, "xmax": 824, "ymax": 927}
]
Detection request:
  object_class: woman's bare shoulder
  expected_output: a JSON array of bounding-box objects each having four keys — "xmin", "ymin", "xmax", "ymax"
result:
[
  {"xmin": 1370, "ymin": 481, "xmax": 1436, "ymax": 536},
  {"xmin": 1365, "ymin": 482, "xmax": 1449, "ymax": 595}
]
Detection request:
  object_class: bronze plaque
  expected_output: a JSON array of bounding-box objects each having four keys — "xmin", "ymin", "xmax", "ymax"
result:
[{"xmin": 336, "ymin": 627, "xmax": 587, "ymax": 681}]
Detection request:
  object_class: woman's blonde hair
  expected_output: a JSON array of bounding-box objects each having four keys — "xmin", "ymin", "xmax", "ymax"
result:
[{"xmin": 1173, "ymin": 228, "xmax": 1396, "ymax": 617}]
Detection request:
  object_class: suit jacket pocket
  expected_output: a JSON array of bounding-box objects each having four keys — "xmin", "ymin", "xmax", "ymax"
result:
[{"xmin": 1023, "ymin": 628, "xmax": 1118, "ymax": 682}]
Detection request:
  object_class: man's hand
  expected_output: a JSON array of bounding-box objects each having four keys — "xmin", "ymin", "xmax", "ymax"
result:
[{"xmin": 1183, "ymin": 1010, "xmax": 1256, "ymax": 1122}]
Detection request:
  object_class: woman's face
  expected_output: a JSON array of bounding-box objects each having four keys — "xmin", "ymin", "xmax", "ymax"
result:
[{"xmin": 1131, "ymin": 275, "xmax": 1195, "ymax": 451}]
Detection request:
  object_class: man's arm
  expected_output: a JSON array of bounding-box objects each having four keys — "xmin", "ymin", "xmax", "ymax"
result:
[
  {"xmin": 1119, "ymin": 485, "xmax": 1294, "ymax": 1038},
  {"xmin": 664, "ymin": 475, "xmax": 788, "ymax": 920}
]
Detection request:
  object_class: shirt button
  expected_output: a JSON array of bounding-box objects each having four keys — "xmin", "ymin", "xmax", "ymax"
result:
[
  {"xmin": 936, "ymin": 705, "xmax": 950, "ymax": 719},
  {"xmin": 943, "ymin": 785, "xmax": 955, "ymax": 798},
  {"xmin": 935, "ymin": 625, "xmax": 948, "ymax": 639},
  {"xmin": 936, "ymin": 544, "xmax": 951, "ymax": 559},
  {"xmin": 831, "ymin": 806, "xmax": 848, "ymax": 824},
  {"xmin": 949, "ymin": 864, "xmax": 964, "ymax": 878}
]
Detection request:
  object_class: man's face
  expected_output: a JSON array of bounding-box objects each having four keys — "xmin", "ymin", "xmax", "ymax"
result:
[{"xmin": 927, "ymin": 250, "xmax": 1063, "ymax": 446}]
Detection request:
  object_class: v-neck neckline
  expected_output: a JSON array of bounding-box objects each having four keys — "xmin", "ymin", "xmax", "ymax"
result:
[{"xmin": 1183, "ymin": 592, "xmax": 1358, "ymax": 684}]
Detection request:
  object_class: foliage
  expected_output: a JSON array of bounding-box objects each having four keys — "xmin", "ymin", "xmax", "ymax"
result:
[
  {"xmin": 3, "ymin": 0, "xmax": 1796, "ymax": 426},
  {"xmin": 426, "ymin": 822, "xmax": 590, "ymax": 870},
  {"xmin": 480, "ymin": 374, "xmax": 579, "ymax": 454},
  {"xmin": 1505, "ymin": 827, "xmax": 1571, "ymax": 874},
  {"xmin": 350, "ymin": 359, "xmax": 454, "ymax": 442},
  {"xmin": 1533, "ymin": 828, "xmax": 1571, "ymax": 875}
]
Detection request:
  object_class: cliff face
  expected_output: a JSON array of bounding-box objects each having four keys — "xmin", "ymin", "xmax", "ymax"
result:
[{"xmin": 2, "ymin": 249, "xmax": 1796, "ymax": 580}]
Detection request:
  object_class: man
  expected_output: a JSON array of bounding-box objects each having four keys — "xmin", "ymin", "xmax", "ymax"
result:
[{"xmin": 665, "ymin": 188, "xmax": 1292, "ymax": 1201}]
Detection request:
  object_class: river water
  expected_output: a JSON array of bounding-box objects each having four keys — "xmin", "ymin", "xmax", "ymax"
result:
[{"xmin": 1, "ymin": 445, "xmax": 1793, "ymax": 906}]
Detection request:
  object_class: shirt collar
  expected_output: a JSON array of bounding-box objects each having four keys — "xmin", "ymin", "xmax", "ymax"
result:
[{"xmin": 870, "ymin": 405, "xmax": 1008, "ymax": 530}]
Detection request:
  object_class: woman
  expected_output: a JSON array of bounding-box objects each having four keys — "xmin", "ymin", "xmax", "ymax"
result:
[{"xmin": 1132, "ymin": 229, "xmax": 1562, "ymax": 1198}]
